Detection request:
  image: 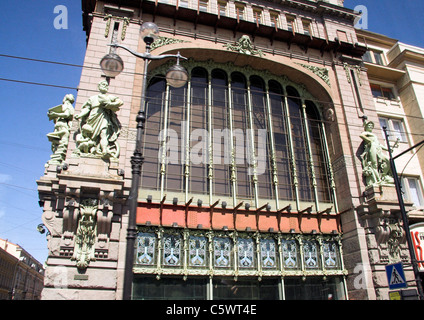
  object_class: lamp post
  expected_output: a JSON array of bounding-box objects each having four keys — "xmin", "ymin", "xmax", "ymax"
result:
[{"xmin": 100, "ymin": 21, "xmax": 188, "ymax": 300}]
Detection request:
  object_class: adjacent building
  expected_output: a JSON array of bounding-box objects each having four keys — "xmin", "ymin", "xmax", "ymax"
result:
[
  {"xmin": 36, "ymin": 0, "xmax": 424, "ymax": 300},
  {"xmin": 0, "ymin": 238, "xmax": 44, "ymax": 300}
]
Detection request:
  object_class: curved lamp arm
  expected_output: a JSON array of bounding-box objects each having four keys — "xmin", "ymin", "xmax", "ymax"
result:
[{"xmin": 108, "ymin": 43, "xmax": 187, "ymax": 61}]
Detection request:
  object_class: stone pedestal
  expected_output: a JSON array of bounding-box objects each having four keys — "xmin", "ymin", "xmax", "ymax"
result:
[
  {"xmin": 357, "ymin": 185, "xmax": 416, "ymax": 300},
  {"xmin": 37, "ymin": 158, "xmax": 129, "ymax": 300}
]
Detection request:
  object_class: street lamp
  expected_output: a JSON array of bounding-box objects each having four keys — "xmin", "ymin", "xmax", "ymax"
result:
[{"xmin": 100, "ymin": 22, "xmax": 189, "ymax": 300}]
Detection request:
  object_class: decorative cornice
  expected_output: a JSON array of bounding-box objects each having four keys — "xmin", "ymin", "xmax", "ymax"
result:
[
  {"xmin": 296, "ymin": 63, "xmax": 331, "ymax": 87},
  {"xmin": 151, "ymin": 36, "xmax": 190, "ymax": 51}
]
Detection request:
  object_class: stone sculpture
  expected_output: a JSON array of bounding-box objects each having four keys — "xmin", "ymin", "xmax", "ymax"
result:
[
  {"xmin": 46, "ymin": 94, "xmax": 75, "ymax": 166},
  {"xmin": 359, "ymin": 120, "xmax": 395, "ymax": 187},
  {"xmin": 74, "ymin": 80, "xmax": 123, "ymax": 159}
]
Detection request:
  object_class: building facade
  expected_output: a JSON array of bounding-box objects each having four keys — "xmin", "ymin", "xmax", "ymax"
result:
[
  {"xmin": 36, "ymin": 0, "xmax": 424, "ymax": 300},
  {"xmin": 0, "ymin": 239, "xmax": 44, "ymax": 300}
]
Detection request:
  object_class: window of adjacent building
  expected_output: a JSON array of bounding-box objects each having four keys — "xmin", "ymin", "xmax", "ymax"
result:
[
  {"xmin": 235, "ymin": 3, "xmax": 245, "ymax": 21},
  {"xmin": 378, "ymin": 117, "xmax": 407, "ymax": 143},
  {"xmin": 178, "ymin": 0, "xmax": 189, "ymax": 8},
  {"xmin": 336, "ymin": 30, "xmax": 348, "ymax": 42},
  {"xmin": 302, "ymin": 19, "xmax": 312, "ymax": 36},
  {"xmin": 253, "ymin": 7, "xmax": 263, "ymax": 25},
  {"xmin": 218, "ymin": 0, "xmax": 227, "ymax": 17},
  {"xmin": 363, "ymin": 49, "xmax": 385, "ymax": 65},
  {"xmin": 270, "ymin": 11, "xmax": 280, "ymax": 29},
  {"xmin": 198, "ymin": 0, "xmax": 208, "ymax": 12},
  {"xmin": 371, "ymin": 84, "xmax": 396, "ymax": 100},
  {"xmin": 286, "ymin": 15, "xmax": 296, "ymax": 33},
  {"xmin": 401, "ymin": 177, "xmax": 424, "ymax": 207}
]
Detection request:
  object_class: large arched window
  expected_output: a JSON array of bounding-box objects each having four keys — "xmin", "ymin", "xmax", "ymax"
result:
[{"xmin": 141, "ymin": 61, "xmax": 334, "ymax": 210}]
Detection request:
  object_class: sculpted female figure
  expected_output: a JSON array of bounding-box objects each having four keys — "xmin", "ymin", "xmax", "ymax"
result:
[{"xmin": 75, "ymin": 80, "xmax": 123, "ymax": 159}]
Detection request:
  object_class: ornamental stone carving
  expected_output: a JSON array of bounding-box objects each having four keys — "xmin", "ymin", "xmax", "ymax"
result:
[{"xmin": 71, "ymin": 199, "xmax": 98, "ymax": 269}]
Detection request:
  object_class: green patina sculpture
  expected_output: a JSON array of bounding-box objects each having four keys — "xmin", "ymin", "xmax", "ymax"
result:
[
  {"xmin": 46, "ymin": 94, "xmax": 75, "ymax": 166},
  {"xmin": 74, "ymin": 80, "xmax": 123, "ymax": 159},
  {"xmin": 71, "ymin": 199, "xmax": 98, "ymax": 269},
  {"xmin": 224, "ymin": 35, "xmax": 264, "ymax": 57},
  {"xmin": 360, "ymin": 120, "xmax": 395, "ymax": 187}
]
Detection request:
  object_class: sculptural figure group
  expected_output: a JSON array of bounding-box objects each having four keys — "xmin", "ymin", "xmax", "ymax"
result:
[{"xmin": 46, "ymin": 80, "xmax": 123, "ymax": 166}]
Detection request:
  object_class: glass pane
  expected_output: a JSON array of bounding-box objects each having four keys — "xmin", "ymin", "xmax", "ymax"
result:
[
  {"xmin": 373, "ymin": 51, "xmax": 384, "ymax": 65},
  {"xmin": 363, "ymin": 50, "xmax": 373, "ymax": 63},
  {"xmin": 213, "ymin": 278, "xmax": 280, "ymax": 300},
  {"xmin": 133, "ymin": 277, "xmax": 207, "ymax": 300},
  {"xmin": 303, "ymin": 241, "xmax": 319, "ymax": 269},
  {"xmin": 214, "ymin": 237, "xmax": 232, "ymax": 268},
  {"xmin": 284, "ymin": 277, "xmax": 346, "ymax": 300},
  {"xmin": 250, "ymin": 75, "xmax": 273, "ymax": 199},
  {"xmin": 371, "ymin": 84, "xmax": 382, "ymax": 98},
  {"xmin": 136, "ymin": 232, "xmax": 156, "ymax": 266},
  {"xmin": 260, "ymin": 238, "xmax": 278, "ymax": 269},
  {"xmin": 189, "ymin": 67, "xmax": 208, "ymax": 194},
  {"xmin": 238, "ymin": 238, "xmax": 256, "ymax": 268},
  {"xmin": 211, "ymin": 69, "xmax": 231, "ymax": 196},
  {"xmin": 391, "ymin": 119, "xmax": 405, "ymax": 142},
  {"xmin": 281, "ymin": 239, "xmax": 299, "ymax": 269},
  {"xmin": 189, "ymin": 236, "xmax": 208, "ymax": 267},
  {"xmin": 323, "ymin": 241, "xmax": 339, "ymax": 269},
  {"xmin": 269, "ymin": 80, "xmax": 293, "ymax": 200},
  {"xmin": 142, "ymin": 78, "xmax": 166, "ymax": 190},
  {"xmin": 408, "ymin": 178, "xmax": 423, "ymax": 207},
  {"xmin": 379, "ymin": 118, "xmax": 388, "ymax": 141},
  {"xmin": 163, "ymin": 233, "xmax": 182, "ymax": 266}
]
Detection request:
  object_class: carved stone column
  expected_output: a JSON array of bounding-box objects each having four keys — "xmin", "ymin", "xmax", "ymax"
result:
[{"xmin": 357, "ymin": 185, "xmax": 415, "ymax": 299}]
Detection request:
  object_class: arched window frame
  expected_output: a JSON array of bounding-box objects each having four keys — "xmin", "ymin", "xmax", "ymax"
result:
[{"xmin": 142, "ymin": 59, "xmax": 337, "ymax": 212}]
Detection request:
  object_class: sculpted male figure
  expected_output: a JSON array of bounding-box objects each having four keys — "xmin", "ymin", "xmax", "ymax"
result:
[{"xmin": 75, "ymin": 80, "xmax": 123, "ymax": 159}]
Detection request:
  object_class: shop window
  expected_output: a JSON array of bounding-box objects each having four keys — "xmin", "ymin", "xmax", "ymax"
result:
[
  {"xmin": 133, "ymin": 276, "xmax": 208, "ymax": 300},
  {"xmin": 213, "ymin": 278, "xmax": 280, "ymax": 300}
]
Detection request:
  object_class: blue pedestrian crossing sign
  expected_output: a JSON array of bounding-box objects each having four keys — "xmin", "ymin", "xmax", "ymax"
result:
[{"xmin": 386, "ymin": 263, "xmax": 407, "ymax": 290}]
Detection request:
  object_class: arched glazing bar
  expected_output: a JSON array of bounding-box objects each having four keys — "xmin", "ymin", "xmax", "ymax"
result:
[{"xmin": 142, "ymin": 60, "xmax": 335, "ymax": 212}]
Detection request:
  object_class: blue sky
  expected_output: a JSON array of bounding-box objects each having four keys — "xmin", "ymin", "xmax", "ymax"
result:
[{"xmin": 0, "ymin": 1, "xmax": 423, "ymax": 265}]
